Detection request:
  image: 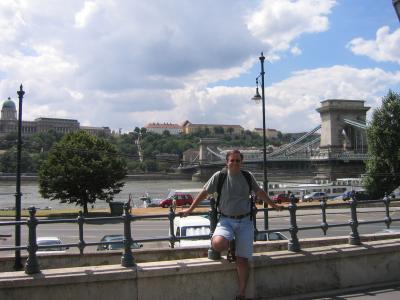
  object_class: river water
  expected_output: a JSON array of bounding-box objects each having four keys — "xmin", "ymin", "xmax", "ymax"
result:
[{"xmin": 0, "ymin": 180, "xmax": 204, "ymax": 210}]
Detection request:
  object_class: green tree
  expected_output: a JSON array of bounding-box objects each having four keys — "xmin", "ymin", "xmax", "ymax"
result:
[
  {"xmin": 38, "ymin": 131, "xmax": 127, "ymax": 215},
  {"xmin": 364, "ymin": 90, "xmax": 400, "ymax": 198},
  {"xmin": 0, "ymin": 146, "xmax": 35, "ymax": 173}
]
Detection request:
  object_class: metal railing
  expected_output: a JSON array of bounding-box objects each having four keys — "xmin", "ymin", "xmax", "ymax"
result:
[{"xmin": 1, "ymin": 194, "xmax": 399, "ymax": 274}]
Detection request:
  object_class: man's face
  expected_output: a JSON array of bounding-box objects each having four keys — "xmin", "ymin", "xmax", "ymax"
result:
[{"xmin": 226, "ymin": 153, "xmax": 242, "ymax": 173}]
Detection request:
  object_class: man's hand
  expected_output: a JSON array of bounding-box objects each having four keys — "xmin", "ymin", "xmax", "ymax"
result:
[{"xmin": 179, "ymin": 208, "xmax": 191, "ymax": 218}]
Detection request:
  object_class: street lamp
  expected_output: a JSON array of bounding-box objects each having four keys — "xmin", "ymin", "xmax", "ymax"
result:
[
  {"xmin": 252, "ymin": 52, "xmax": 269, "ymax": 230},
  {"xmin": 394, "ymin": 0, "xmax": 400, "ymax": 22},
  {"xmin": 14, "ymin": 84, "xmax": 24, "ymax": 270}
]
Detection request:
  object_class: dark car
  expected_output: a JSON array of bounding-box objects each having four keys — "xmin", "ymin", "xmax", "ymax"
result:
[
  {"xmin": 271, "ymin": 193, "xmax": 299, "ymax": 204},
  {"xmin": 255, "ymin": 231, "xmax": 288, "ymax": 241},
  {"xmin": 159, "ymin": 193, "xmax": 194, "ymax": 208},
  {"xmin": 342, "ymin": 190, "xmax": 374, "ymax": 201},
  {"xmin": 97, "ymin": 235, "xmax": 143, "ymax": 251}
]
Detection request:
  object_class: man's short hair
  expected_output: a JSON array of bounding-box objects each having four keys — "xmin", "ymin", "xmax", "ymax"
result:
[{"xmin": 225, "ymin": 149, "xmax": 244, "ymax": 161}]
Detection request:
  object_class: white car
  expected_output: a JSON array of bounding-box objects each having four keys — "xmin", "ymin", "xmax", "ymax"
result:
[
  {"xmin": 36, "ymin": 237, "xmax": 68, "ymax": 253},
  {"xmin": 173, "ymin": 216, "xmax": 211, "ymax": 247}
]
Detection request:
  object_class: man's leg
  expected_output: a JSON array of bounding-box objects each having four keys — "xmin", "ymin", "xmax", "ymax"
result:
[
  {"xmin": 236, "ymin": 257, "xmax": 249, "ymax": 298},
  {"xmin": 211, "ymin": 235, "xmax": 229, "ymax": 252},
  {"xmin": 234, "ymin": 217, "xmax": 254, "ymax": 298},
  {"xmin": 211, "ymin": 217, "xmax": 233, "ymax": 252}
]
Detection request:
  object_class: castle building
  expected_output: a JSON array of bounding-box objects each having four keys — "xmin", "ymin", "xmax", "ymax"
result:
[
  {"xmin": 0, "ymin": 98, "xmax": 111, "ymax": 137},
  {"xmin": 181, "ymin": 120, "xmax": 244, "ymax": 135},
  {"xmin": 144, "ymin": 122, "xmax": 182, "ymax": 135}
]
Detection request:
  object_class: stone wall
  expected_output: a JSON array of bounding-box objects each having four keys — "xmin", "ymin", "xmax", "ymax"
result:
[{"xmin": 1, "ymin": 237, "xmax": 400, "ymax": 299}]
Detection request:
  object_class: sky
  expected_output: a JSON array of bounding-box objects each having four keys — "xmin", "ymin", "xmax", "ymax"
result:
[{"xmin": 0, "ymin": 0, "xmax": 399, "ymax": 134}]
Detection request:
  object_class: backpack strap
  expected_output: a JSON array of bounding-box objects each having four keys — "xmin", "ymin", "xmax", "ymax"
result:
[
  {"xmin": 216, "ymin": 168, "xmax": 227, "ymax": 210},
  {"xmin": 240, "ymin": 170, "xmax": 252, "ymax": 194}
]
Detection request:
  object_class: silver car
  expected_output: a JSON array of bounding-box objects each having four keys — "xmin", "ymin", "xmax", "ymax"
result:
[{"xmin": 303, "ymin": 192, "xmax": 328, "ymax": 202}]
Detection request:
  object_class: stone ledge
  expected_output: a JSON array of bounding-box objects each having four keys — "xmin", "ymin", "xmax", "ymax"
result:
[{"xmin": 0, "ymin": 264, "xmax": 136, "ymax": 288}]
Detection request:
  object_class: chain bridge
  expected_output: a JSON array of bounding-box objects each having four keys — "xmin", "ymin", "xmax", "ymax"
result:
[{"xmin": 181, "ymin": 99, "xmax": 370, "ymax": 181}]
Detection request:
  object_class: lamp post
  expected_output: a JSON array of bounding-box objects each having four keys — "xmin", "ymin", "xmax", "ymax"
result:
[
  {"xmin": 394, "ymin": 0, "xmax": 400, "ymax": 22},
  {"xmin": 252, "ymin": 52, "xmax": 269, "ymax": 230},
  {"xmin": 14, "ymin": 84, "xmax": 24, "ymax": 270}
]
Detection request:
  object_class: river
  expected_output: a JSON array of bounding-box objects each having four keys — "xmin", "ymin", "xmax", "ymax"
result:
[{"xmin": 0, "ymin": 179, "xmax": 204, "ymax": 210}]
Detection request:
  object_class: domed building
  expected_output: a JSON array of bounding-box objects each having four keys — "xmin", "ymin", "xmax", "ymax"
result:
[{"xmin": 0, "ymin": 97, "xmax": 111, "ymax": 137}]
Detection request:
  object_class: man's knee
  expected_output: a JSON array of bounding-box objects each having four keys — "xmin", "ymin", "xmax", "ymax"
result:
[{"xmin": 211, "ymin": 235, "xmax": 229, "ymax": 251}]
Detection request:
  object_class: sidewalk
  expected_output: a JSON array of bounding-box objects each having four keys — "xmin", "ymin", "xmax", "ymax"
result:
[{"xmin": 268, "ymin": 282, "xmax": 400, "ymax": 300}]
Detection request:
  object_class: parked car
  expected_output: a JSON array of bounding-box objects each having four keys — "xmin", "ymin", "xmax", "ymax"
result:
[
  {"xmin": 172, "ymin": 216, "xmax": 210, "ymax": 247},
  {"xmin": 342, "ymin": 190, "xmax": 374, "ymax": 201},
  {"xmin": 303, "ymin": 192, "xmax": 328, "ymax": 202},
  {"xmin": 159, "ymin": 193, "xmax": 194, "ymax": 208},
  {"xmin": 255, "ymin": 231, "xmax": 288, "ymax": 241},
  {"xmin": 271, "ymin": 193, "xmax": 299, "ymax": 204},
  {"xmin": 140, "ymin": 195, "xmax": 162, "ymax": 207},
  {"xmin": 37, "ymin": 237, "xmax": 68, "ymax": 252},
  {"xmin": 97, "ymin": 234, "xmax": 143, "ymax": 251}
]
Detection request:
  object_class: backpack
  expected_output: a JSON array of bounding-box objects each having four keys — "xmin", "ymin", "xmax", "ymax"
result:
[{"xmin": 215, "ymin": 168, "xmax": 254, "ymax": 218}]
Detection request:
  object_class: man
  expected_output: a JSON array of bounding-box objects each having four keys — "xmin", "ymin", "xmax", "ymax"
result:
[{"xmin": 180, "ymin": 149, "xmax": 281, "ymax": 300}]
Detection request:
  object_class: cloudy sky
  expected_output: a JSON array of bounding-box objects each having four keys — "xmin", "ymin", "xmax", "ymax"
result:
[{"xmin": 0, "ymin": 0, "xmax": 399, "ymax": 133}]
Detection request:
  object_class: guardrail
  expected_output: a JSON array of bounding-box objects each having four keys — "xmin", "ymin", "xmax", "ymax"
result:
[{"xmin": 1, "ymin": 194, "xmax": 399, "ymax": 274}]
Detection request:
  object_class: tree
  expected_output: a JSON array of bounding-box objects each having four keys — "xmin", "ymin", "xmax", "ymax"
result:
[
  {"xmin": 364, "ymin": 90, "xmax": 400, "ymax": 198},
  {"xmin": 0, "ymin": 146, "xmax": 35, "ymax": 173},
  {"xmin": 38, "ymin": 131, "xmax": 127, "ymax": 215}
]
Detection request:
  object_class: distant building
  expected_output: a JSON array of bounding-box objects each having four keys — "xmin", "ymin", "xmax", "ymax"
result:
[
  {"xmin": 254, "ymin": 128, "xmax": 279, "ymax": 139},
  {"xmin": 181, "ymin": 120, "xmax": 244, "ymax": 135},
  {"xmin": 0, "ymin": 97, "xmax": 111, "ymax": 137},
  {"xmin": 145, "ymin": 122, "xmax": 182, "ymax": 135}
]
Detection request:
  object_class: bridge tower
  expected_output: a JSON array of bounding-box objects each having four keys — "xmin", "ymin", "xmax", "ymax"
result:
[
  {"xmin": 314, "ymin": 99, "xmax": 370, "ymax": 180},
  {"xmin": 317, "ymin": 99, "xmax": 370, "ymax": 154},
  {"xmin": 192, "ymin": 138, "xmax": 223, "ymax": 181}
]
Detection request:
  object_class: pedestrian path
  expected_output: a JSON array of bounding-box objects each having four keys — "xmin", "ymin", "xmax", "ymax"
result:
[{"xmin": 266, "ymin": 282, "xmax": 400, "ymax": 300}]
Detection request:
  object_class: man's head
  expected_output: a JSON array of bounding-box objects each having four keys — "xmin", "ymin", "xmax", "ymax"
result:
[{"xmin": 225, "ymin": 150, "xmax": 243, "ymax": 174}]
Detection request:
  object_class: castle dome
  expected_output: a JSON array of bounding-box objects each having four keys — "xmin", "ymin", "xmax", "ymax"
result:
[
  {"xmin": 1, "ymin": 97, "xmax": 17, "ymax": 121},
  {"xmin": 2, "ymin": 97, "xmax": 16, "ymax": 110}
]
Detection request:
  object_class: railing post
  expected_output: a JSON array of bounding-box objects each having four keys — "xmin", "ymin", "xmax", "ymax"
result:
[
  {"xmin": 253, "ymin": 199, "xmax": 259, "ymax": 242},
  {"xmin": 288, "ymin": 194, "xmax": 300, "ymax": 252},
  {"xmin": 383, "ymin": 193, "xmax": 392, "ymax": 229},
  {"xmin": 121, "ymin": 203, "xmax": 135, "ymax": 267},
  {"xmin": 25, "ymin": 206, "xmax": 40, "ymax": 274},
  {"xmin": 168, "ymin": 206, "xmax": 176, "ymax": 249},
  {"xmin": 77, "ymin": 211, "xmax": 85, "ymax": 254},
  {"xmin": 208, "ymin": 197, "xmax": 221, "ymax": 260},
  {"xmin": 348, "ymin": 192, "xmax": 361, "ymax": 245},
  {"xmin": 320, "ymin": 199, "xmax": 328, "ymax": 235}
]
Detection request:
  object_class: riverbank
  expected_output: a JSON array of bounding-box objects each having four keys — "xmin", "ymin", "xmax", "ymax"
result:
[{"xmin": 0, "ymin": 172, "xmax": 193, "ymax": 182}]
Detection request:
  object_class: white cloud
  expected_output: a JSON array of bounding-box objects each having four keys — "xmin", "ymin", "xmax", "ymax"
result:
[
  {"xmin": 246, "ymin": 0, "xmax": 336, "ymax": 55},
  {"xmin": 162, "ymin": 66, "xmax": 400, "ymax": 133},
  {"xmin": 0, "ymin": 0, "xmax": 398, "ymax": 135},
  {"xmin": 291, "ymin": 45, "xmax": 302, "ymax": 56},
  {"xmin": 74, "ymin": 1, "xmax": 99, "ymax": 29},
  {"xmin": 347, "ymin": 26, "xmax": 400, "ymax": 64}
]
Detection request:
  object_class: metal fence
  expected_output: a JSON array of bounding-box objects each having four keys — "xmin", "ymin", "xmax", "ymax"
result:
[{"xmin": 1, "ymin": 194, "xmax": 399, "ymax": 274}]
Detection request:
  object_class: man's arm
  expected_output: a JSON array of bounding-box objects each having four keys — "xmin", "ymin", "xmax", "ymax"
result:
[
  {"xmin": 255, "ymin": 188, "xmax": 281, "ymax": 210},
  {"xmin": 180, "ymin": 189, "xmax": 209, "ymax": 217}
]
